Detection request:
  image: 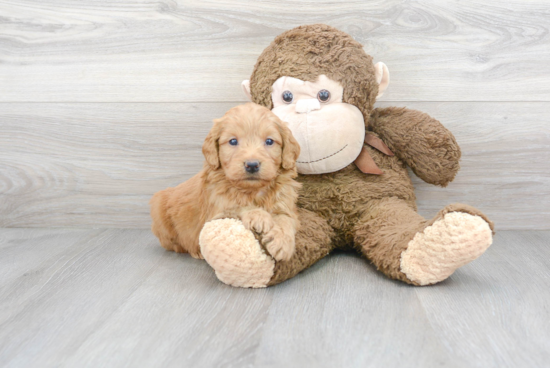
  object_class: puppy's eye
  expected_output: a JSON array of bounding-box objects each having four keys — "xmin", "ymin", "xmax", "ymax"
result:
[
  {"xmin": 282, "ymin": 90, "xmax": 293, "ymax": 103},
  {"xmin": 265, "ymin": 138, "xmax": 274, "ymax": 146},
  {"xmin": 317, "ymin": 89, "xmax": 330, "ymax": 102},
  {"xmin": 229, "ymin": 138, "xmax": 238, "ymax": 146}
]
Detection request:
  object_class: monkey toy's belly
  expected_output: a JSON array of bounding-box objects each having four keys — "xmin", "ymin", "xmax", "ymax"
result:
[{"xmin": 296, "ymin": 155, "xmax": 416, "ymax": 240}]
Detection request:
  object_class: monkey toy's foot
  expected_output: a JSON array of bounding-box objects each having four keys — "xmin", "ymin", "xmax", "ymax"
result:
[
  {"xmin": 199, "ymin": 218, "xmax": 275, "ymax": 288},
  {"xmin": 400, "ymin": 208, "xmax": 493, "ymax": 286}
]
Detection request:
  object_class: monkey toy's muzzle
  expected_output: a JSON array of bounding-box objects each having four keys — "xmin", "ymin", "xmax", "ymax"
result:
[
  {"xmin": 272, "ymin": 102, "xmax": 365, "ymax": 175},
  {"xmin": 295, "ymin": 99, "xmax": 321, "ymax": 114}
]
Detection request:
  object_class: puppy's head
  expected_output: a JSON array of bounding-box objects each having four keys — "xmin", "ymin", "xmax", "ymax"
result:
[{"xmin": 202, "ymin": 103, "xmax": 300, "ymax": 188}]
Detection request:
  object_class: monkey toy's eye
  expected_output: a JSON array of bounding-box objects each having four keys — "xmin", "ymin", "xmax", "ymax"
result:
[
  {"xmin": 229, "ymin": 138, "xmax": 238, "ymax": 146},
  {"xmin": 265, "ymin": 138, "xmax": 274, "ymax": 146},
  {"xmin": 282, "ymin": 90, "xmax": 293, "ymax": 103},
  {"xmin": 317, "ymin": 89, "xmax": 331, "ymax": 102}
]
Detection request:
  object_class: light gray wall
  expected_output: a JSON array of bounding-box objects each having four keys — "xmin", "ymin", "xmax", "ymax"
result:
[{"xmin": 1, "ymin": 0, "xmax": 549, "ymax": 229}]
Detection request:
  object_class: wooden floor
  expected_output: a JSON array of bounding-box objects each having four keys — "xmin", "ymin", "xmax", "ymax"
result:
[{"xmin": 0, "ymin": 228, "xmax": 548, "ymax": 368}]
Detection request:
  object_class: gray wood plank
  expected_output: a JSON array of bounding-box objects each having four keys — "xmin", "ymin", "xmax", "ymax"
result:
[
  {"xmin": 0, "ymin": 228, "xmax": 272, "ymax": 368},
  {"xmin": 0, "ymin": 228, "xmax": 179, "ymax": 367},
  {"xmin": 1, "ymin": 102, "xmax": 548, "ymax": 229},
  {"xmin": 63, "ymin": 253, "xmax": 273, "ymax": 368},
  {"xmin": 415, "ymin": 231, "xmax": 550, "ymax": 368},
  {"xmin": 1, "ymin": 0, "xmax": 549, "ymax": 102},
  {"xmin": 253, "ymin": 254, "xmax": 462, "ymax": 368},
  {"xmin": 255, "ymin": 231, "xmax": 550, "ymax": 368},
  {"xmin": 0, "ymin": 228, "xmax": 105, "ymax": 325},
  {"xmin": 0, "ymin": 228, "xmax": 548, "ymax": 367}
]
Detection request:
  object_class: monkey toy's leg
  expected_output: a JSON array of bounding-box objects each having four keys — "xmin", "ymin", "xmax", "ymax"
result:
[
  {"xmin": 200, "ymin": 208, "xmax": 335, "ymax": 288},
  {"xmin": 353, "ymin": 197, "xmax": 494, "ymax": 285}
]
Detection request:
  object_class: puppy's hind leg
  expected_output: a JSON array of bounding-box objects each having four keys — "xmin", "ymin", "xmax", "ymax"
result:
[{"xmin": 150, "ymin": 189, "xmax": 184, "ymax": 253}]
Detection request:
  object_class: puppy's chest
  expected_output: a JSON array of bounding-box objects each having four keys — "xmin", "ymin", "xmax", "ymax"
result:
[
  {"xmin": 252, "ymin": 190, "xmax": 275, "ymax": 210},
  {"xmin": 212, "ymin": 189, "xmax": 276, "ymax": 212}
]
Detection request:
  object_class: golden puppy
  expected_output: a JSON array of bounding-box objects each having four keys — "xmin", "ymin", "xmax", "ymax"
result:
[{"xmin": 150, "ymin": 103, "xmax": 301, "ymax": 261}]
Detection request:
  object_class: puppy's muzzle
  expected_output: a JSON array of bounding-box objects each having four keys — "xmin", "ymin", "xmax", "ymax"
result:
[{"xmin": 244, "ymin": 161, "xmax": 260, "ymax": 174}]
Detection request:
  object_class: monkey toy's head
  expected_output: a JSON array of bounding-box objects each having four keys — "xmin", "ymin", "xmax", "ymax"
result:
[{"xmin": 242, "ymin": 24, "xmax": 390, "ymax": 174}]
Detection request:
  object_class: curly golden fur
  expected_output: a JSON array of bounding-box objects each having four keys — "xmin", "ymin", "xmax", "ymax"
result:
[{"xmin": 150, "ymin": 103, "xmax": 301, "ymax": 261}]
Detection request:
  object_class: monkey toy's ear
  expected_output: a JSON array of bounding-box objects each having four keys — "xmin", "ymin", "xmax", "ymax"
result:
[
  {"xmin": 241, "ymin": 80, "xmax": 252, "ymax": 101},
  {"xmin": 374, "ymin": 62, "xmax": 390, "ymax": 99}
]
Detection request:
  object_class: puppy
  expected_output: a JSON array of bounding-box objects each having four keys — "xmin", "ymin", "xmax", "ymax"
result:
[{"xmin": 150, "ymin": 103, "xmax": 301, "ymax": 261}]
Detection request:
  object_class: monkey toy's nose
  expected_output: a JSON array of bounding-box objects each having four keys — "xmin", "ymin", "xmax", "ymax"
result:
[
  {"xmin": 244, "ymin": 161, "xmax": 260, "ymax": 173},
  {"xmin": 295, "ymin": 98, "xmax": 321, "ymax": 114}
]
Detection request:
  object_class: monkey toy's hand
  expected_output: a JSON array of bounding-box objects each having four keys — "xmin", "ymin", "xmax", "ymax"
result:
[{"xmin": 370, "ymin": 107, "xmax": 461, "ymax": 187}]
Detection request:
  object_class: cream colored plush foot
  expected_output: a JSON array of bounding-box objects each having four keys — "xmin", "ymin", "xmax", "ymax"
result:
[
  {"xmin": 400, "ymin": 212, "xmax": 493, "ymax": 286},
  {"xmin": 199, "ymin": 219, "xmax": 275, "ymax": 288}
]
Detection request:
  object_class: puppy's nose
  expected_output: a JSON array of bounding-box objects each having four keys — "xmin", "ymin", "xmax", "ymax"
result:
[
  {"xmin": 244, "ymin": 161, "xmax": 260, "ymax": 173},
  {"xmin": 295, "ymin": 98, "xmax": 321, "ymax": 113}
]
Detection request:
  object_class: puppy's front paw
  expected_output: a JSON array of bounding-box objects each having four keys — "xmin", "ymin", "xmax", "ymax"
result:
[
  {"xmin": 262, "ymin": 226, "xmax": 295, "ymax": 261},
  {"xmin": 240, "ymin": 209, "xmax": 274, "ymax": 234}
]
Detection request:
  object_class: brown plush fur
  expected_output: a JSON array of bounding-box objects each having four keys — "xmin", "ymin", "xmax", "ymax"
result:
[
  {"xmin": 268, "ymin": 208, "xmax": 335, "ymax": 286},
  {"xmin": 369, "ymin": 107, "xmax": 461, "ymax": 187},
  {"xmin": 150, "ymin": 103, "xmax": 301, "ymax": 261},
  {"xmin": 248, "ymin": 24, "xmax": 493, "ymax": 285},
  {"xmin": 250, "ymin": 24, "xmax": 378, "ymax": 123}
]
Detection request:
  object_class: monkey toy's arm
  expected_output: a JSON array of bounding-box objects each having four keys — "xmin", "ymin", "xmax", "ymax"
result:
[{"xmin": 369, "ymin": 107, "xmax": 461, "ymax": 187}]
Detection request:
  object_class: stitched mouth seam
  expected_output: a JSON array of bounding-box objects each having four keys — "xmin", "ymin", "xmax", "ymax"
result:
[{"xmin": 296, "ymin": 144, "xmax": 348, "ymax": 164}]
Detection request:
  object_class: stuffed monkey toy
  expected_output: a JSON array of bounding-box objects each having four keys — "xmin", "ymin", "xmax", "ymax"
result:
[{"xmin": 199, "ymin": 24, "xmax": 494, "ymax": 287}]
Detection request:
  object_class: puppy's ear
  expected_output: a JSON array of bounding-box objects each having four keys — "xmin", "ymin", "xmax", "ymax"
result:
[
  {"xmin": 202, "ymin": 119, "xmax": 223, "ymax": 169},
  {"xmin": 276, "ymin": 118, "xmax": 300, "ymax": 170}
]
